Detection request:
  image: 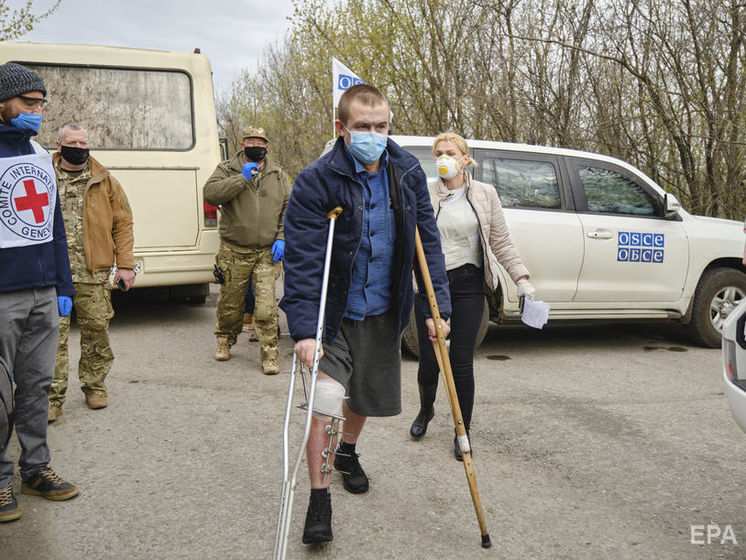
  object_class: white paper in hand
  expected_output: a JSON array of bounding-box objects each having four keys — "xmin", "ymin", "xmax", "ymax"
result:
[{"xmin": 521, "ymin": 299, "xmax": 550, "ymax": 329}]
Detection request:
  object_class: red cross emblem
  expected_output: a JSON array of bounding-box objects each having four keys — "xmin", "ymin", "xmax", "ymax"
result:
[{"xmin": 14, "ymin": 179, "xmax": 49, "ymax": 224}]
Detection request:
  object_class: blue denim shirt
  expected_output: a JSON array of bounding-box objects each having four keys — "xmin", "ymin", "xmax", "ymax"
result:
[{"xmin": 343, "ymin": 142, "xmax": 396, "ymax": 320}]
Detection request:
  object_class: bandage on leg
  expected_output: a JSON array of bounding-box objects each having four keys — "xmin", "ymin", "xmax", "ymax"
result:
[{"xmin": 311, "ymin": 377, "xmax": 345, "ymax": 419}]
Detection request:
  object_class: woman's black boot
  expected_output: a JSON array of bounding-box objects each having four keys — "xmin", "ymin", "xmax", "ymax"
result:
[{"xmin": 409, "ymin": 384, "xmax": 437, "ymax": 439}]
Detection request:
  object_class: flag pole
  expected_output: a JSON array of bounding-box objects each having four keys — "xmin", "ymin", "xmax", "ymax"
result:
[{"xmin": 331, "ymin": 58, "xmax": 336, "ymax": 140}]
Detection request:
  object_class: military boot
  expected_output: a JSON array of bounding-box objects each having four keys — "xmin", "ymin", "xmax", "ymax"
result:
[
  {"xmin": 214, "ymin": 337, "xmax": 231, "ymax": 361},
  {"xmin": 262, "ymin": 359, "xmax": 279, "ymax": 375},
  {"xmin": 85, "ymin": 391, "xmax": 107, "ymax": 410},
  {"xmin": 48, "ymin": 403, "xmax": 63, "ymax": 423}
]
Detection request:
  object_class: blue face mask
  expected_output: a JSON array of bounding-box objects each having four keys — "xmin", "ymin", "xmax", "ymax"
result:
[
  {"xmin": 11, "ymin": 112, "xmax": 43, "ymax": 132},
  {"xmin": 345, "ymin": 126, "xmax": 387, "ymax": 164}
]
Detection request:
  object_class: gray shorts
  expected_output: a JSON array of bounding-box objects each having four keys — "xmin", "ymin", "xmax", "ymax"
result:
[{"xmin": 319, "ymin": 310, "xmax": 402, "ymax": 417}]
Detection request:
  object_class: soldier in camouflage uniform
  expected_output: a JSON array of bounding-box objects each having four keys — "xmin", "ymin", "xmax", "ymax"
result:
[
  {"xmin": 204, "ymin": 127, "xmax": 290, "ymax": 374},
  {"xmin": 48, "ymin": 123, "xmax": 135, "ymax": 422}
]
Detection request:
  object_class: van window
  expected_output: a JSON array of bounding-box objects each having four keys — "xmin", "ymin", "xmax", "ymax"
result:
[
  {"xmin": 578, "ymin": 165, "xmax": 656, "ymax": 215},
  {"xmin": 480, "ymin": 157, "xmax": 561, "ymax": 209},
  {"xmin": 21, "ymin": 63, "xmax": 194, "ymax": 151}
]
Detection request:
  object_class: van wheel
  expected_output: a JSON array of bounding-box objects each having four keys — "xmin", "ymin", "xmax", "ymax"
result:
[
  {"xmin": 401, "ymin": 297, "xmax": 490, "ymax": 358},
  {"xmin": 688, "ymin": 268, "xmax": 746, "ymax": 347}
]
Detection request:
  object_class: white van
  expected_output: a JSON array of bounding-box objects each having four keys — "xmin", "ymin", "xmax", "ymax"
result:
[
  {"xmin": 2, "ymin": 42, "xmax": 222, "ymax": 302},
  {"xmin": 393, "ymin": 135, "xmax": 746, "ymax": 351}
]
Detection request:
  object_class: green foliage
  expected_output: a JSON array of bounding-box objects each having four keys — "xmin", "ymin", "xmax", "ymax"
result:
[{"xmin": 0, "ymin": 0, "xmax": 60, "ymax": 41}]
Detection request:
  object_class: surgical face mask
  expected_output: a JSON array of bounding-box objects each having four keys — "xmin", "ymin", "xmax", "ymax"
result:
[
  {"xmin": 244, "ymin": 146, "xmax": 267, "ymax": 162},
  {"xmin": 344, "ymin": 126, "xmax": 387, "ymax": 164},
  {"xmin": 436, "ymin": 155, "xmax": 464, "ymax": 180},
  {"xmin": 60, "ymin": 145, "xmax": 90, "ymax": 166},
  {"xmin": 11, "ymin": 112, "xmax": 43, "ymax": 132}
]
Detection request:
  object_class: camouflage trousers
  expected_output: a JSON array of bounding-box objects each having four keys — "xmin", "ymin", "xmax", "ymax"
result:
[
  {"xmin": 214, "ymin": 241, "xmax": 280, "ymax": 362},
  {"xmin": 50, "ymin": 282, "xmax": 115, "ymax": 405}
]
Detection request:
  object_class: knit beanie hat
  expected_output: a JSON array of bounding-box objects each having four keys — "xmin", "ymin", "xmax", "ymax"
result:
[{"xmin": 0, "ymin": 63, "xmax": 46, "ymax": 102}]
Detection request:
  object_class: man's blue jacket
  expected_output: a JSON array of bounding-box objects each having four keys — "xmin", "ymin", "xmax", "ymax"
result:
[
  {"xmin": 0, "ymin": 124, "xmax": 73, "ymax": 297},
  {"xmin": 280, "ymin": 136, "xmax": 451, "ymax": 342}
]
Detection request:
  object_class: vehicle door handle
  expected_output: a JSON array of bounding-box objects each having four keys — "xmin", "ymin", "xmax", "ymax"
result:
[{"xmin": 586, "ymin": 229, "xmax": 614, "ymax": 240}]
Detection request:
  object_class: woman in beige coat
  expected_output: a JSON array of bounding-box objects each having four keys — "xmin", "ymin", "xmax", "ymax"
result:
[{"xmin": 409, "ymin": 132, "xmax": 535, "ymax": 459}]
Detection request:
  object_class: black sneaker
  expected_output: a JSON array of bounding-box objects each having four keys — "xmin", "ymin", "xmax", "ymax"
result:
[
  {"xmin": 302, "ymin": 490, "xmax": 333, "ymax": 544},
  {"xmin": 0, "ymin": 484, "xmax": 21, "ymax": 522},
  {"xmin": 22, "ymin": 468, "xmax": 79, "ymax": 501},
  {"xmin": 333, "ymin": 446, "xmax": 369, "ymax": 494}
]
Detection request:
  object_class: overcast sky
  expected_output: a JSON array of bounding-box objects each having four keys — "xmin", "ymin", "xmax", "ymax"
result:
[{"xmin": 8, "ymin": 0, "xmax": 296, "ymax": 91}]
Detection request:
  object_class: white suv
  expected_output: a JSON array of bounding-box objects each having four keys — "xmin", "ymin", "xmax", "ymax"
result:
[{"xmin": 393, "ymin": 136, "xmax": 746, "ymax": 352}]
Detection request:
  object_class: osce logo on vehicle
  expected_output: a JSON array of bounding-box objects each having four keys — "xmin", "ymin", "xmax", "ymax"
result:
[
  {"xmin": 0, "ymin": 162, "xmax": 55, "ymax": 242},
  {"xmin": 617, "ymin": 231, "xmax": 664, "ymax": 263}
]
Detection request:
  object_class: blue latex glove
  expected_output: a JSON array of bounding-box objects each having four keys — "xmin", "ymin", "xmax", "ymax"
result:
[
  {"xmin": 242, "ymin": 162, "xmax": 258, "ymax": 181},
  {"xmin": 57, "ymin": 296, "xmax": 73, "ymax": 317},
  {"xmin": 271, "ymin": 239, "xmax": 285, "ymax": 262}
]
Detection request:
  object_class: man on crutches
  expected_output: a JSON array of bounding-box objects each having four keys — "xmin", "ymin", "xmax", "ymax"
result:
[{"xmin": 280, "ymin": 83, "xmax": 451, "ymax": 544}]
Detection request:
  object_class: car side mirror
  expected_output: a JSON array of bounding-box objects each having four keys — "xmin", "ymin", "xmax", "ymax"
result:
[{"xmin": 662, "ymin": 193, "xmax": 681, "ymax": 219}]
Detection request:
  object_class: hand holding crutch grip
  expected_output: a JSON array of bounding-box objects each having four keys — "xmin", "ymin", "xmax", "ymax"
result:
[
  {"xmin": 414, "ymin": 227, "xmax": 492, "ymax": 549},
  {"xmin": 274, "ymin": 207, "xmax": 343, "ymax": 560}
]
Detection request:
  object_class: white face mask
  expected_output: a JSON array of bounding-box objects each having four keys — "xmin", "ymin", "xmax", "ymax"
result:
[{"xmin": 436, "ymin": 155, "xmax": 463, "ymax": 180}]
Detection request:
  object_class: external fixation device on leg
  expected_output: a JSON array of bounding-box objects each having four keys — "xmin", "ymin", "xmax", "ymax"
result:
[
  {"xmin": 274, "ymin": 207, "xmax": 343, "ymax": 560},
  {"xmin": 313, "ymin": 377, "xmax": 350, "ymax": 480}
]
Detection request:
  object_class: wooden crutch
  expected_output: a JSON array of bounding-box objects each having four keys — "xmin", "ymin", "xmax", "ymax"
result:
[{"xmin": 414, "ymin": 227, "xmax": 492, "ymax": 549}]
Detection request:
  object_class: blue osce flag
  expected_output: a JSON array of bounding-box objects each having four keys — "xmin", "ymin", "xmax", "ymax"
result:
[{"xmin": 333, "ymin": 58, "xmax": 364, "ymax": 107}]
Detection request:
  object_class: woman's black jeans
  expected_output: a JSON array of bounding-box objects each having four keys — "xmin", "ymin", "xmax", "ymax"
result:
[{"xmin": 415, "ymin": 263, "xmax": 485, "ymax": 431}]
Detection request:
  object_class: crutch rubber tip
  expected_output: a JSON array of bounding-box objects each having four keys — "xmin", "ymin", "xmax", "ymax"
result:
[{"xmin": 481, "ymin": 534, "xmax": 492, "ymax": 548}]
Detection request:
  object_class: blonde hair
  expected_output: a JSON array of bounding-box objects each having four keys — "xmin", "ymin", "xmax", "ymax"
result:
[{"xmin": 432, "ymin": 132, "xmax": 476, "ymax": 167}]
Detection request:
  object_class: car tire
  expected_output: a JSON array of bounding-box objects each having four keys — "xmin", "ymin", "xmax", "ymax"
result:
[
  {"xmin": 688, "ymin": 267, "xmax": 746, "ymax": 348},
  {"xmin": 401, "ymin": 297, "xmax": 490, "ymax": 358}
]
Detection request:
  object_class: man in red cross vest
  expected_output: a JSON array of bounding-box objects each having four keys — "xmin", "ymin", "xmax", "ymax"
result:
[{"xmin": 0, "ymin": 62, "xmax": 79, "ymax": 523}]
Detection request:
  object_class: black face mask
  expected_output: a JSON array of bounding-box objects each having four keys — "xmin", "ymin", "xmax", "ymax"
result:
[
  {"xmin": 60, "ymin": 145, "xmax": 89, "ymax": 166},
  {"xmin": 244, "ymin": 146, "xmax": 267, "ymax": 162}
]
